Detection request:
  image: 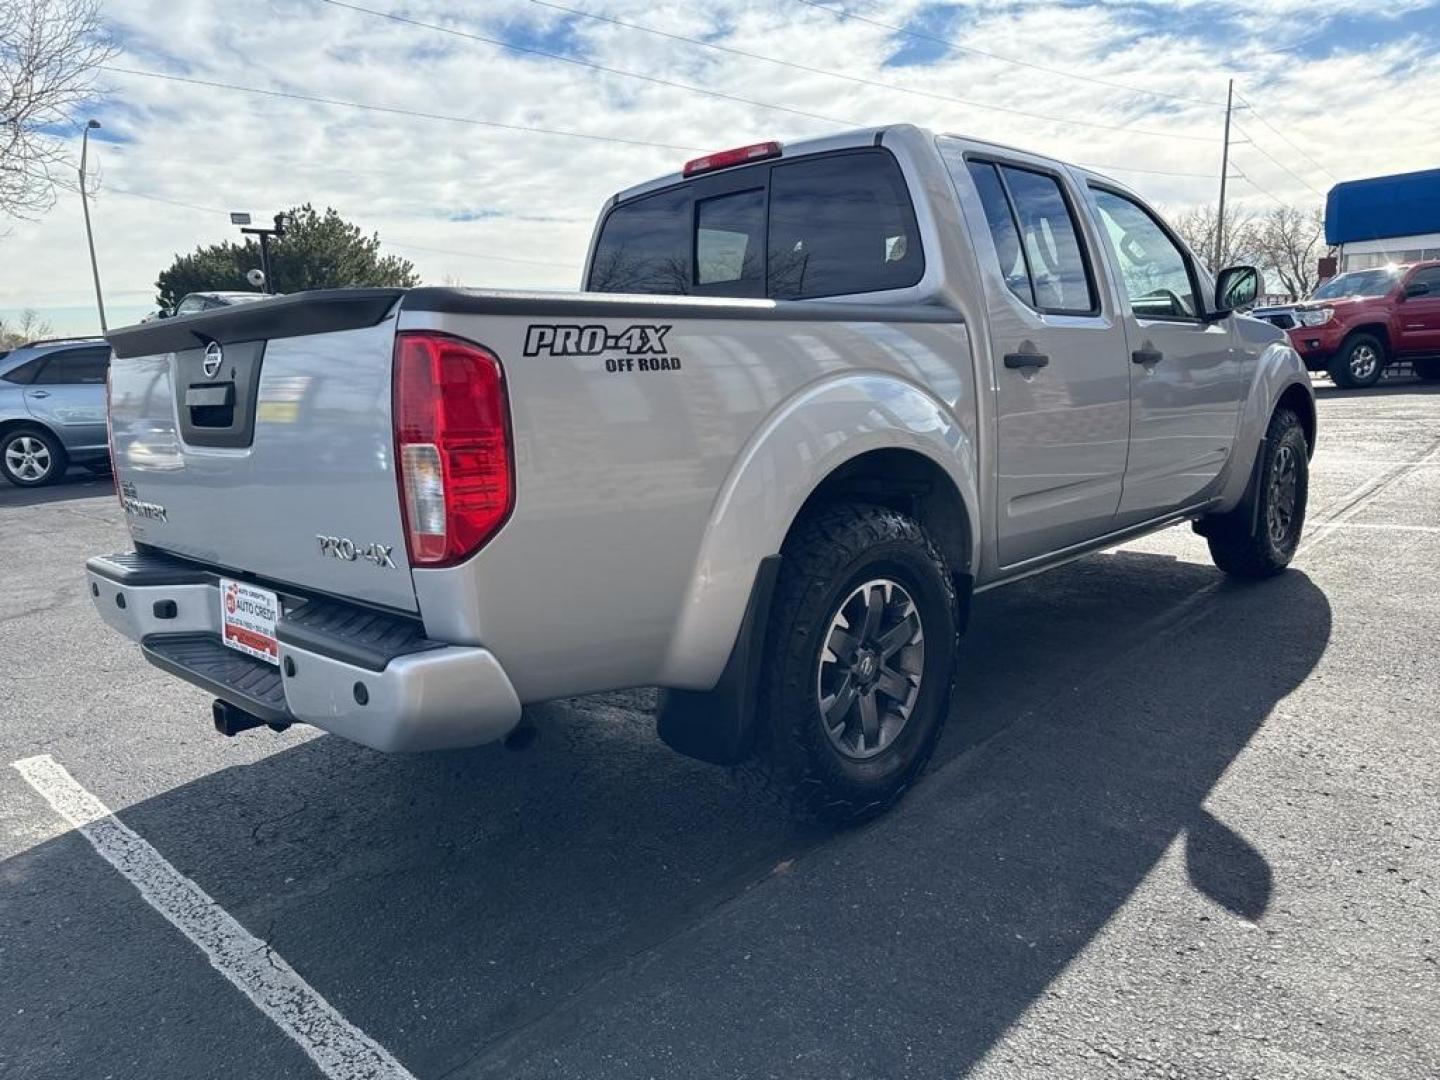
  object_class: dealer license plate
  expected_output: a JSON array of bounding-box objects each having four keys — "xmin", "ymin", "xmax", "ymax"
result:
[{"xmin": 220, "ymin": 578, "xmax": 280, "ymax": 666}]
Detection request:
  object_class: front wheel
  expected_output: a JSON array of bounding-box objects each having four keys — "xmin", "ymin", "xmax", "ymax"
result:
[
  {"xmin": 1328, "ymin": 333, "xmax": 1386, "ymax": 389},
  {"xmin": 1, "ymin": 427, "xmax": 67, "ymax": 488},
  {"xmin": 738, "ymin": 503, "xmax": 959, "ymax": 824},
  {"xmin": 1201, "ymin": 408, "xmax": 1309, "ymax": 579}
]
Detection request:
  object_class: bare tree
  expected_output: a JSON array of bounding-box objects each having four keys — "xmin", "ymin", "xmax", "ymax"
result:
[
  {"xmin": 1169, "ymin": 202, "xmax": 1326, "ymax": 300},
  {"xmin": 0, "ymin": 0, "xmax": 114, "ymax": 219},
  {"xmin": 1169, "ymin": 204, "xmax": 1259, "ymax": 272},
  {"xmin": 0, "ymin": 306, "xmax": 52, "ymax": 347},
  {"xmin": 1251, "ymin": 206, "xmax": 1325, "ymax": 300}
]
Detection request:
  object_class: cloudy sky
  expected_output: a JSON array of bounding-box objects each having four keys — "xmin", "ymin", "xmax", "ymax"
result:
[{"xmin": 5, "ymin": 0, "xmax": 1439, "ymax": 335}]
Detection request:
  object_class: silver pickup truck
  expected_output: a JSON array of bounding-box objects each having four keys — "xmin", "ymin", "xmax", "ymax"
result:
[{"xmin": 89, "ymin": 125, "xmax": 1315, "ymax": 822}]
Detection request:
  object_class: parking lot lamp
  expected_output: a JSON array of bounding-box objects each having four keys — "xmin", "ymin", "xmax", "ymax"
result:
[{"xmin": 79, "ymin": 119, "xmax": 107, "ymax": 334}]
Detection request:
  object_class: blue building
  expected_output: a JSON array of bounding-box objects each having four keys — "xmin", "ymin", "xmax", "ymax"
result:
[{"xmin": 1326, "ymin": 168, "xmax": 1440, "ymax": 271}]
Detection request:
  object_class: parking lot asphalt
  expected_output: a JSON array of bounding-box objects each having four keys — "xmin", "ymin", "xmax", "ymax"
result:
[{"xmin": 2, "ymin": 378, "xmax": 1438, "ymax": 1080}]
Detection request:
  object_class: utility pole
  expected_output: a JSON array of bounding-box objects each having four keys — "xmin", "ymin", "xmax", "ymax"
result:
[
  {"xmin": 78, "ymin": 120, "xmax": 107, "ymax": 333},
  {"xmin": 1215, "ymin": 78, "xmax": 1234, "ymax": 273}
]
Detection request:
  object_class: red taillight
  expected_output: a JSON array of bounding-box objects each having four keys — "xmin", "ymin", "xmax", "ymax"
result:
[
  {"xmin": 682, "ymin": 140, "xmax": 782, "ymax": 177},
  {"xmin": 393, "ymin": 332, "xmax": 513, "ymax": 567}
]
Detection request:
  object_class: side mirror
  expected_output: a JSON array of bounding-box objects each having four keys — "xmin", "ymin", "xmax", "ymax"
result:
[
  {"xmin": 1214, "ymin": 265, "xmax": 1261, "ymax": 316},
  {"xmin": 1404, "ymin": 280, "xmax": 1430, "ymax": 298},
  {"xmin": 155, "ymin": 308, "xmax": 171, "ymax": 320}
]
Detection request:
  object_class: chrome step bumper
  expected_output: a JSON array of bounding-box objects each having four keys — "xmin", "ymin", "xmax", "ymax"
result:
[{"xmin": 86, "ymin": 551, "xmax": 522, "ymax": 752}]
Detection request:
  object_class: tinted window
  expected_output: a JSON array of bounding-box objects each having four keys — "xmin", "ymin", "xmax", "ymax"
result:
[
  {"xmin": 588, "ymin": 187, "xmax": 692, "ymax": 294},
  {"xmin": 33, "ymin": 347, "xmax": 110, "ymax": 385},
  {"xmin": 966, "ymin": 161, "xmax": 1034, "ymax": 306},
  {"xmin": 696, "ymin": 188, "xmax": 764, "ymax": 291},
  {"xmin": 998, "ymin": 166, "xmax": 1094, "ymax": 314},
  {"xmin": 768, "ymin": 151, "xmax": 923, "ymax": 299},
  {"xmin": 1091, "ymin": 189, "xmax": 1198, "ymax": 319},
  {"xmin": 1408, "ymin": 266, "xmax": 1440, "ymax": 293},
  {"xmin": 2, "ymin": 355, "xmax": 46, "ymax": 384}
]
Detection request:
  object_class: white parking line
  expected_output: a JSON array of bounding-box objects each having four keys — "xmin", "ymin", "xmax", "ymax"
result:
[
  {"xmin": 11, "ymin": 755, "xmax": 417, "ymax": 1080},
  {"xmin": 1310, "ymin": 522, "xmax": 1440, "ymax": 533}
]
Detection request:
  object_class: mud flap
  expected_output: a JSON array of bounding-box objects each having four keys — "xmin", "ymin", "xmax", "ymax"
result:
[{"xmin": 656, "ymin": 556, "xmax": 781, "ymax": 767}]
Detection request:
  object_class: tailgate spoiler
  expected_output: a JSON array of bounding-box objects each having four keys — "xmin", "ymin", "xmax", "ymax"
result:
[{"xmin": 106, "ymin": 288, "xmax": 405, "ymax": 358}]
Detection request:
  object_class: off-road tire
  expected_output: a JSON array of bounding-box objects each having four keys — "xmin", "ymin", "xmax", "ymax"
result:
[
  {"xmin": 1, "ymin": 426, "xmax": 67, "ymax": 488},
  {"xmin": 1202, "ymin": 407, "xmax": 1309, "ymax": 578},
  {"xmin": 736, "ymin": 503, "xmax": 960, "ymax": 825},
  {"xmin": 1328, "ymin": 333, "xmax": 1386, "ymax": 389},
  {"xmin": 1413, "ymin": 358, "xmax": 1440, "ymax": 382}
]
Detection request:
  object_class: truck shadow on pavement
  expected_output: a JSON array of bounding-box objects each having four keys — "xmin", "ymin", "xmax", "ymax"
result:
[{"xmin": 3, "ymin": 552, "xmax": 1331, "ymax": 1079}]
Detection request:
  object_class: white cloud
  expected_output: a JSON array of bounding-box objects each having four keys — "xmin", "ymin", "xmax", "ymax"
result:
[{"xmin": 3, "ymin": 0, "xmax": 1438, "ymax": 333}]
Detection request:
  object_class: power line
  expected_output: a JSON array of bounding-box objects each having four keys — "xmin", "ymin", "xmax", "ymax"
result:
[
  {"xmin": 1233, "ymin": 93, "xmax": 1337, "ymax": 183},
  {"xmin": 317, "ymin": 0, "xmax": 859, "ymax": 131},
  {"xmin": 523, "ymin": 0, "xmax": 1219, "ymax": 144},
  {"xmin": 99, "ymin": 65, "xmax": 706, "ymax": 153},
  {"xmin": 1078, "ymin": 162, "xmax": 1225, "ymax": 179},
  {"xmin": 1232, "ymin": 125, "xmax": 1327, "ymax": 199},
  {"xmin": 1229, "ymin": 168, "xmax": 1289, "ymax": 208},
  {"xmin": 791, "ymin": 0, "xmax": 1225, "ymax": 108}
]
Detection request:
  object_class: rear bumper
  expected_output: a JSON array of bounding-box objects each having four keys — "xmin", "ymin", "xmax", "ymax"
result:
[{"xmin": 86, "ymin": 551, "xmax": 521, "ymax": 752}]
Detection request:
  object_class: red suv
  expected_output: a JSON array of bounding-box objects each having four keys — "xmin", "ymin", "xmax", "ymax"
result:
[{"xmin": 1255, "ymin": 262, "xmax": 1440, "ymax": 388}]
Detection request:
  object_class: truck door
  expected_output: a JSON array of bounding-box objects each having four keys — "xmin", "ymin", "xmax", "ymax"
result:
[
  {"xmin": 949, "ymin": 150, "xmax": 1131, "ymax": 567},
  {"xmin": 1397, "ymin": 265, "xmax": 1440, "ymax": 354},
  {"xmin": 1086, "ymin": 186, "xmax": 1242, "ymax": 524}
]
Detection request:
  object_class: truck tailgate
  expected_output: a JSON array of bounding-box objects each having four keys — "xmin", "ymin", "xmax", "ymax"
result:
[{"xmin": 106, "ymin": 290, "xmax": 418, "ymax": 612}]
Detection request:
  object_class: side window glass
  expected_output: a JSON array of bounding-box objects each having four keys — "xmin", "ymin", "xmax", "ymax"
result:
[
  {"xmin": 696, "ymin": 189, "xmax": 764, "ymax": 291},
  {"xmin": 1409, "ymin": 267, "xmax": 1440, "ymax": 294},
  {"xmin": 1091, "ymin": 189, "xmax": 1198, "ymax": 319},
  {"xmin": 966, "ymin": 161, "xmax": 1033, "ymax": 307},
  {"xmin": 997, "ymin": 166, "xmax": 1095, "ymax": 314},
  {"xmin": 588, "ymin": 187, "xmax": 693, "ymax": 294},
  {"xmin": 767, "ymin": 151, "xmax": 923, "ymax": 299},
  {"xmin": 32, "ymin": 348, "xmax": 109, "ymax": 385},
  {"xmin": 1, "ymin": 356, "xmax": 45, "ymax": 384}
]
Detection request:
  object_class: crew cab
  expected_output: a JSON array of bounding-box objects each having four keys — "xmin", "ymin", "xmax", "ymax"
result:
[
  {"xmin": 1254, "ymin": 262, "xmax": 1440, "ymax": 388},
  {"xmin": 88, "ymin": 125, "xmax": 1316, "ymax": 822}
]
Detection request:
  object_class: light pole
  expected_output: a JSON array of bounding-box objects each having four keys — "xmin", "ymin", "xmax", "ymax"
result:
[{"xmin": 78, "ymin": 119, "xmax": 107, "ymax": 333}]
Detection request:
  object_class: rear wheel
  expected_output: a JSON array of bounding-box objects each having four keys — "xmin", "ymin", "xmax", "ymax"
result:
[
  {"xmin": 1, "ymin": 427, "xmax": 67, "ymax": 488},
  {"xmin": 738, "ymin": 503, "xmax": 959, "ymax": 824},
  {"xmin": 1414, "ymin": 358, "xmax": 1440, "ymax": 382},
  {"xmin": 1328, "ymin": 333, "xmax": 1386, "ymax": 389},
  {"xmin": 1201, "ymin": 408, "xmax": 1309, "ymax": 578}
]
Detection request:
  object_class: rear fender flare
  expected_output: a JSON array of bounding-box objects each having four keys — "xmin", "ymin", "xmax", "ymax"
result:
[{"xmin": 659, "ymin": 372, "xmax": 979, "ymax": 689}]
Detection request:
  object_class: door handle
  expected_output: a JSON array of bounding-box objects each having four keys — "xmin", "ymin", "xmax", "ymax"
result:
[
  {"xmin": 1003, "ymin": 352, "xmax": 1050, "ymax": 370},
  {"xmin": 27, "ymin": 390, "xmax": 50, "ymax": 398},
  {"xmin": 1132, "ymin": 347, "xmax": 1164, "ymax": 365}
]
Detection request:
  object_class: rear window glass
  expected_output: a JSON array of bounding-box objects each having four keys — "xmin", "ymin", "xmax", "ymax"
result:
[
  {"xmin": 696, "ymin": 189, "xmax": 764, "ymax": 289},
  {"xmin": 767, "ymin": 152, "xmax": 923, "ymax": 299},
  {"xmin": 588, "ymin": 149, "xmax": 923, "ymax": 300},
  {"xmin": 588, "ymin": 187, "xmax": 692, "ymax": 294}
]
